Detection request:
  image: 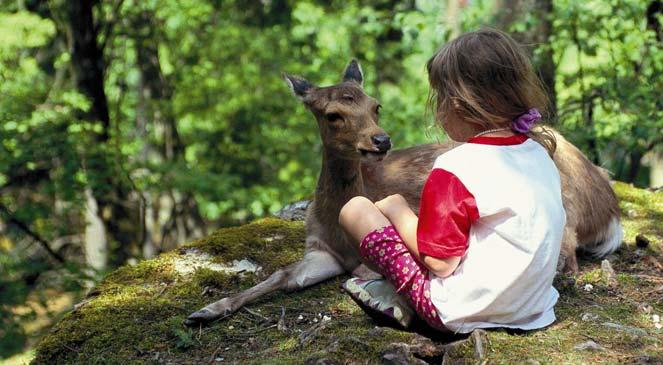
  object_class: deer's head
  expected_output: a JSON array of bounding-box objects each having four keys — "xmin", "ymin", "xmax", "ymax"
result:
[{"xmin": 284, "ymin": 60, "xmax": 391, "ymax": 161}]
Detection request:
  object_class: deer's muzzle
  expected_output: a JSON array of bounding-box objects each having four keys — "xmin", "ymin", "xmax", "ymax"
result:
[{"xmin": 371, "ymin": 134, "xmax": 391, "ymax": 152}]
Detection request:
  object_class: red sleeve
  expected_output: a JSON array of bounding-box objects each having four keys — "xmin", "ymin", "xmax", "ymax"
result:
[{"xmin": 417, "ymin": 168, "xmax": 480, "ymax": 259}]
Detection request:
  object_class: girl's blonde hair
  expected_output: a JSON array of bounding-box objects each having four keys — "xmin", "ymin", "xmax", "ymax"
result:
[{"xmin": 426, "ymin": 28, "xmax": 556, "ymax": 154}]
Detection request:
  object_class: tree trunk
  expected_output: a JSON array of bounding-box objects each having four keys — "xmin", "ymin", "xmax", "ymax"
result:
[
  {"xmin": 84, "ymin": 188, "xmax": 107, "ymax": 270},
  {"xmin": 67, "ymin": 0, "xmax": 139, "ymax": 267},
  {"xmin": 67, "ymin": 0, "xmax": 110, "ymax": 139},
  {"xmin": 627, "ymin": 150, "xmax": 644, "ymax": 184},
  {"xmin": 648, "ymin": 151, "xmax": 663, "ymax": 187}
]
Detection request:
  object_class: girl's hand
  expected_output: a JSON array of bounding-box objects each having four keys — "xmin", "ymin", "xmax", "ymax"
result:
[
  {"xmin": 375, "ymin": 195, "xmax": 462, "ymax": 278},
  {"xmin": 375, "ymin": 194, "xmax": 409, "ymax": 220}
]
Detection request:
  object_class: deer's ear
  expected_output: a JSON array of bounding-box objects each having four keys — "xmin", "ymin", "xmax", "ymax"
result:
[
  {"xmin": 283, "ymin": 73, "xmax": 314, "ymax": 101},
  {"xmin": 343, "ymin": 59, "xmax": 363, "ymax": 86}
]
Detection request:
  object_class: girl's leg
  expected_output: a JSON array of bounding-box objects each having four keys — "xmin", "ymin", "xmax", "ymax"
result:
[
  {"xmin": 339, "ymin": 196, "xmax": 391, "ymax": 242},
  {"xmin": 358, "ymin": 225, "xmax": 446, "ymax": 331},
  {"xmin": 339, "ymin": 196, "xmax": 392, "ymax": 273},
  {"xmin": 339, "ymin": 197, "xmax": 446, "ymax": 331}
]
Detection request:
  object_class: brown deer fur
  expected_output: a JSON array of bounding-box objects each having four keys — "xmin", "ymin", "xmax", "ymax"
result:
[{"xmin": 185, "ymin": 61, "xmax": 622, "ymax": 326}]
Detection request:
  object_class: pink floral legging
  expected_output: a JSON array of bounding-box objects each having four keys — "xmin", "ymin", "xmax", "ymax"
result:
[{"xmin": 359, "ymin": 225, "xmax": 446, "ymax": 330}]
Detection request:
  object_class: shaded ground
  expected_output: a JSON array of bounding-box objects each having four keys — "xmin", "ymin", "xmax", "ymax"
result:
[
  {"xmin": 31, "ymin": 182, "xmax": 662, "ymax": 364},
  {"xmin": 3, "ymin": 291, "xmax": 76, "ymax": 365}
]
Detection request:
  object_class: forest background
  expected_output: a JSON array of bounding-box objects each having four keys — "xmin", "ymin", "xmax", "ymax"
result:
[{"xmin": 0, "ymin": 0, "xmax": 661, "ymax": 362}]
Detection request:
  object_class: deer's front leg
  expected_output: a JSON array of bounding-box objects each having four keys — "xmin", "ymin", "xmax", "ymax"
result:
[{"xmin": 185, "ymin": 249, "xmax": 345, "ymax": 327}]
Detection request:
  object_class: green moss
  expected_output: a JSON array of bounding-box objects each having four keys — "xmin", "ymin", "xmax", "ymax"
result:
[
  {"xmin": 192, "ymin": 267, "xmax": 257, "ymax": 291},
  {"xmin": 614, "ymin": 182, "xmax": 663, "ymax": 247},
  {"xmin": 32, "ymin": 186, "xmax": 663, "ymax": 364},
  {"xmin": 187, "ymin": 217, "xmax": 306, "ymax": 272},
  {"xmin": 93, "ymin": 256, "xmax": 177, "ymax": 295},
  {"xmin": 275, "ymin": 337, "xmax": 297, "ymax": 352}
]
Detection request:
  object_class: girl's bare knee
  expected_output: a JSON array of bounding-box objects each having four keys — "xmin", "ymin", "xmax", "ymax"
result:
[{"xmin": 339, "ymin": 196, "xmax": 372, "ymax": 226}]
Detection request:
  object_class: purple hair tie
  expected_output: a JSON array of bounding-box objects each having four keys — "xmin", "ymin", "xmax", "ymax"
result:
[{"xmin": 511, "ymin": 108, "xmax": 541, "ymax": 133}]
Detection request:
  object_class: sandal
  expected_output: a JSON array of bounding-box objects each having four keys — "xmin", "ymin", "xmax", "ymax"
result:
[{"xmin": 342, "ymin": 277, "xmax": 414, "ymax": 329}]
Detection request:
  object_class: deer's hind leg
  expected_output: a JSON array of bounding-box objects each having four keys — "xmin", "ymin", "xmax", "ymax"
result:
[
  {"xmin": 184, "ymin": 249, "xmax": 345, "ymax": 326},
  {"xmin": 559, "ymin": 225, "xmax": 579, "ymax": 274}
]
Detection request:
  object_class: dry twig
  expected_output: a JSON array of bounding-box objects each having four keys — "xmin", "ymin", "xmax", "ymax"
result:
[
  {"xmin": 243, "ymin": 307, "xmax": 270, "ymax": 323},
  {"xmin": 277, "ymin": 306, "xmax": 287, "ymax": 332}
]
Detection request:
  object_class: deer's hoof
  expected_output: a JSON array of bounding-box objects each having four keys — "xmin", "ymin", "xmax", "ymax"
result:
[
  {"xmin": 184, "ymin": 308, "xmax": 219, "ymax": 327},
  {"xmin": 563, "ymin": 255, "xmax": 579, "ymax": 274}
]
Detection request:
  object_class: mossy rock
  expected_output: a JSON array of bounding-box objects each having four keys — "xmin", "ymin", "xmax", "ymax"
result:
[{"xmin": 33, "ymin": 183, "xmax": 663, "ymax": 364}]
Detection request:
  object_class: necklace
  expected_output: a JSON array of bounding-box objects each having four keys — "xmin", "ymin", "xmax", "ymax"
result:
[{"xmin": 473, "ymin": 127, "xmax": 511, "ymax": 138}]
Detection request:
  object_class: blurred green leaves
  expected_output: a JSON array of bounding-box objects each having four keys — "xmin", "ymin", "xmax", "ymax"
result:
[
  {"xmin": 0, "ymin": 11, "xmax": 55, "ymax": 60},
  {"xmin": 552, "ymin": 0, "xmax": 662, "ymax": 182},
  {"xmin": 0, "ymin": 0, "xmax": 659, "ymax": 244}
]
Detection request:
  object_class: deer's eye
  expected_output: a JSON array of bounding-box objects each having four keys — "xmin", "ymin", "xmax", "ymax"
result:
[
  {"xmin": 326, "ymin": 113, "xmax": 343, "ymax": 122},
  {"xmin": 375, "ymin": 104, "xmax": 382, "ymax": 115}
]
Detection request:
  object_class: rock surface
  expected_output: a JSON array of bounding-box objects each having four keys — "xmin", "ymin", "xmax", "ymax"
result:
[
  {"xmin": 273, "ymin": 200, "xmax": 311, "ymax": 221},
  {"xmin": 32, "ymin": 183, "xmax": 663, "ymax": 364},
  {"xmin": 574, "ymin": 340, "xmax": 606, "ymax": 352}
]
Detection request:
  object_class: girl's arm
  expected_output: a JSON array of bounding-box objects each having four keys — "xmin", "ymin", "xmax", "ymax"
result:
[{"xmin": 375, "ymin": 195, "xmax": 461, "ymax": 278}]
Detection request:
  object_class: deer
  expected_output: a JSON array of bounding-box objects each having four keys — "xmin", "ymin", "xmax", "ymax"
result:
[{"xmin": 185, "ymin": 60, "xmax": 622, "ymax": 327}]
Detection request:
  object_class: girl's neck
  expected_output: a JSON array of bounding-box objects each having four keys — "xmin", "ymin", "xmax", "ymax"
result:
[{"xmin": 472, "ymin": 127, "xmax": 516, "ymax": 139}]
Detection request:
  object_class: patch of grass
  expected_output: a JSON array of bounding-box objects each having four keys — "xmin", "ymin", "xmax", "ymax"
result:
[
  {"xmin": 577, "ymin": 268, "xmax": 604, "ymax": 285},
  {"xmin": 168, "ymin": 317, "xmax": 195, "ymax": 350}
]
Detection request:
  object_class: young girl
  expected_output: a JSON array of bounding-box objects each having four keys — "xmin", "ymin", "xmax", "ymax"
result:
[{"xmin": 339, "ymin": 28, "xmax": 566, "ymax": 333}]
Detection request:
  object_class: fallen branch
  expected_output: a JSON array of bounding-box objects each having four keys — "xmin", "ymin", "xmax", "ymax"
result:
[
  {"xmin": 243, "ymin": 307, "xmax": 270, "ymax": 323},
  {"xmin": 63, "ymin": 344, "xmax": 80, "ymax": 353},
  {"xmin": 208, "ymin": 343, "xmax": 223, "ymax": 363},
  {"xmin": 634, "ymin": 274, "xmax": 663, "ymax": 282},
  {"xmin": 298, "ymin": 320, "xmax": 329, "ymax": 347}
]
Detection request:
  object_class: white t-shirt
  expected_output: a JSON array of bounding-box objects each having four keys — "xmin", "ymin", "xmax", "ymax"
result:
[{"xmin": 416, "ymin": 134, "xmax": 566, "ymax": 333}]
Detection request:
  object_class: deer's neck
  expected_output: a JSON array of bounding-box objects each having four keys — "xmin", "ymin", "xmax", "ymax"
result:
[{"xmin": 314, "ymin": 149, "xmax": 364, "ymax": 223}]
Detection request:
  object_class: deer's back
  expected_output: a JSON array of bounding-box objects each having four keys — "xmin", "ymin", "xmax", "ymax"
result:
[
  {"xmin": 551, "ymin": 132, "xmax": 620, "ymax": 242},
  {"xmin": 360, "ymin": 136, "xmax": 618, "ymax": 248}
]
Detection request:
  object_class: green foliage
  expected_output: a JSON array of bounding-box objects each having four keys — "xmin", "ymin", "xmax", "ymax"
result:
[
  {"xmin": 0, "ymin": 244, "xmax": 90, "ymax": 359},
  {"xmin": 0, "ymin": 12, "xmax": 93, "ymax": 357},
  {"xmin": 96, "ymin": 0, "xmax": 453, "ymax": 222},
  {"xmin": 0, "ymin": 249, "xmax": 34, "ymax": 357},
  {"xmin": 168, "ymin": 317, "xmax": 195, "ymax": 350},
  {"xmin": 0, "ymin": 11, "xmax": 55, "ymax": 60},
  {"xmin": 552, "ymin": 0, "xmax": 662, "ymax": 182},
  {"xmin": 0, "ymin": 10, "xmax": 89, "ymax": 231},
  {"xmin": 3, "ymin": 0, "xmax": 657, "ymax": 240}
]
